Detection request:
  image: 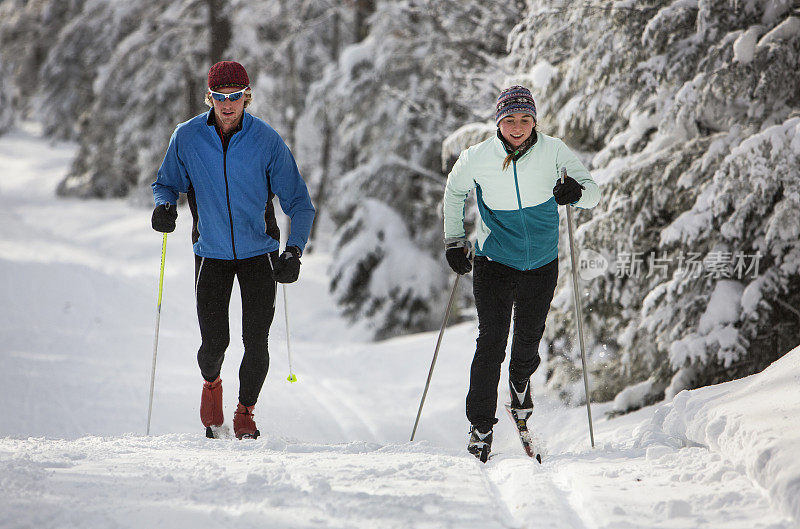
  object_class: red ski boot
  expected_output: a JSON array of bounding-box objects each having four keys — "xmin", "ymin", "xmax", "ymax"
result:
[
  {"xmin": 233, "ymin": 403, "xmax": 260, "ymax": 439},
  {"xmin": 201, "ymin": 377, "xmax": 224, "ymax": 438}
]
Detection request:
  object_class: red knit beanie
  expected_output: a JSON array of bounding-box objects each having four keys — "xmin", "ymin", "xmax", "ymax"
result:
[{"xmin": 207, "ymin": 61, "xmax": 250, "ymax": 90}]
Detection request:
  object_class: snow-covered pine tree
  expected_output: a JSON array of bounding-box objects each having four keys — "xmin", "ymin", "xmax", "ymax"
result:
[
  {"xmin": 313, "ymin": 0, "xmax": 522, "ymax": 338},
  {"xmin": 0, "ymin": 0, "xmax": 344, "ymax": 200},
  {"xmin": 226, "ymin": 1, "xmax": 351, "ymax": 145},
  {"xmin": 34, "ymin": 0, "xmax": 143, "ymax": 141},
  {"xmin": 500, "ymin": 0, "xmax": 800, "ymax": 409},
  {"xmin": 0, "ymin": 0, "xmax": 87, "ymax": 136},
  {"xmin": 56, "ymin": 0, "xmax": 226, "ymax": 199}
]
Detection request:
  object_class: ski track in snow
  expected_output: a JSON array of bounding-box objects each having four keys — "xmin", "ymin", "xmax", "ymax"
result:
[{"xmin": 1, "ymin": 126, "xmax": 798, "ymax": 528}]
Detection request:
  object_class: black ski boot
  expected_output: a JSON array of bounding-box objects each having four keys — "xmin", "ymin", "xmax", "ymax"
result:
[
  {"xmin": 509, "ymin": 378, "xmax": 533, "ymax": 412},
  {"xmin": 506, "ymin": 378, "xmax": 541, "ymax": 462},
  {"xmin": 467, "ymin": 426, "xmax": 493, "ymax": 463}
]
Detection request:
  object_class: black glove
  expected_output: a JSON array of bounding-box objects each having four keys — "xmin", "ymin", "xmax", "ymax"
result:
[
  {"xmin": 446, "ymin": 246, "xmax": 472, "ymax": 275},
  {"xmin": 553, "ymin": 175, "xmax": 585, "ymax": 205},
  {"xmin": 272, "ymin": 246, "xmax": 302, "ymax": 283},
  {"xmin": 151, "ymin": 203, "xmax": 177, "ymax": 233}
]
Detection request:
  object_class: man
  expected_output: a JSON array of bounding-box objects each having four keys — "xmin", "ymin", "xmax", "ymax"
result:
[{"xmin": 151, "ymin": 61, "xmax": 315, "ymax": 439}]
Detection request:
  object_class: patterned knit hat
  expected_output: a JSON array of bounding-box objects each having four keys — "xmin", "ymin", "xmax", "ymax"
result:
[
  {"xmin": 495, "ymin": 85, "xmax": 537, "ymax": 125},
  {"xmin": 207, "ymin": 61, "xmax": 250, "ymax": 90}
]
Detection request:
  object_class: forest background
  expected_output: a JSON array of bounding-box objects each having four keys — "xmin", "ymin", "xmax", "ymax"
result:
[{"xmin": 1, "ymin": 0, "xmax": 798, "ymax": 412}]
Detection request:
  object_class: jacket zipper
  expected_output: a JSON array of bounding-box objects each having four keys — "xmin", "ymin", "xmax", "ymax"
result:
[
  {"xmin": 221, "ymin": 139, "xmax": 238, "ymax": 260},
  {"xmin": 512, "ymin": 160, "xmax": 531, "ymax": 266}
]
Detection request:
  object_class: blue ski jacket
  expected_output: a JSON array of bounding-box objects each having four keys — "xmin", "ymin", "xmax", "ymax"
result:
[
  {"xmin": 152, "ymin": 110, "xmax": 315, "ymax": 260},
  {"xmin": 443, "ymin": 132, "xmax": 600, "ymax": 271}
]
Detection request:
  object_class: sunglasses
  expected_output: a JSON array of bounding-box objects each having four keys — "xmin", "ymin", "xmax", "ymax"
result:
[{"xmin": 209, "ymin": 88, "xmax": 248, "ymax": 102}]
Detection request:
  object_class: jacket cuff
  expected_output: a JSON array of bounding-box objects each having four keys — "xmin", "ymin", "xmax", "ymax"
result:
[{"xmin": 444, "ymin": 237, "xmax": 471, "ymax": 250}]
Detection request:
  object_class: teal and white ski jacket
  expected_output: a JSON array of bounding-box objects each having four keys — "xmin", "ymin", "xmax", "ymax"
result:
[{"xmin": 443, "ymin": 132, "xmax": 600, "ymax": 271}]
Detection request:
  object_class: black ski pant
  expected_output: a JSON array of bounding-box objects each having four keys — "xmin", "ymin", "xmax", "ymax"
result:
[
  {"xmin": 194, "ymin": 252, "xmax": 276, "ymax": 408},
  {"xmin": 466, "ymin": 256, "xmax": 558, "ymax": 430}
]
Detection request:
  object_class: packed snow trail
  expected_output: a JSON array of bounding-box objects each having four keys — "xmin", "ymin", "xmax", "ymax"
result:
[
  {"xmin": 1, "ymin": 436, "xmax": 509, "ymax": 528},
  {"xmin": 1, "ymin": 126, "xmax": 798, "ymax": 528}
]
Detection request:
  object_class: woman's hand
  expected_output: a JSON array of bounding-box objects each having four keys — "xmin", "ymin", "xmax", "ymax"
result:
[{"xmin": 553, "ymin": 174, "xmax": 585, "ymax": 205}]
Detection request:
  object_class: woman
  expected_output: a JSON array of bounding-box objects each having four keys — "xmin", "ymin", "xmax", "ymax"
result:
[{"xmin": 442, "ymin": 85, "xmax": 600, "ymax": 459}]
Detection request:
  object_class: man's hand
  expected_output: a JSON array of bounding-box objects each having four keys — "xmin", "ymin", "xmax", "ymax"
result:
[
  {"xmin": 152, "ymin": 203, "xmax": 177, "ymax": 233},
  {"xmin": 553, "ymin": 175, "xmax": 585, "ymax": 205},
  {"xmin": 272, "ymin": 246, "xmax": 302, "ymax": 283}
]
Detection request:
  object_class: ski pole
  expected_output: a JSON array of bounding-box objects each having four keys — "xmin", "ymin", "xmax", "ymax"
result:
[
  {"xmin": 410, "ymin": 273, "xmax": 461, "ymax": 442},
  {"xmin": 561, "ymin": 167, "xmax": 595, "ymax": 448},
  {"xmin": 283, "ymin": 284, "xmax": 297, "ymax": 382},
  {"xmin": 146, "ymin": 233, "xmax": 168, "ymax": 435}
]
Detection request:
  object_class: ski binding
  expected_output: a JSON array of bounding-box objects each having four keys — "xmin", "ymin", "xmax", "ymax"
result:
[{"xmin": 505, "ymin": 404, "xmax": 542, "ymax": 463}]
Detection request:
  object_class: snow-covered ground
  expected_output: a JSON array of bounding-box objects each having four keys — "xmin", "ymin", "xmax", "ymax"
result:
[{"xmin": 1, "ymin": 126, "xmax": 798, "ymax": 528}]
